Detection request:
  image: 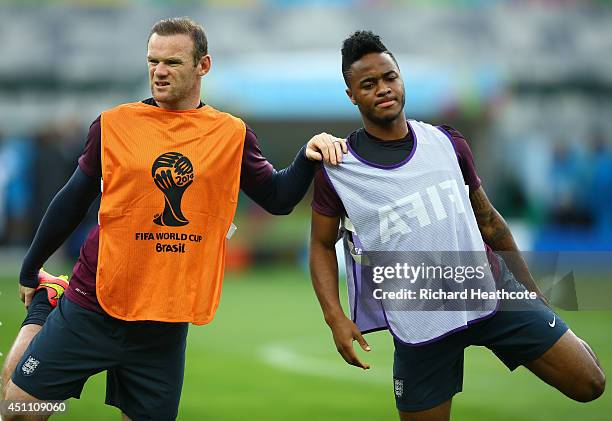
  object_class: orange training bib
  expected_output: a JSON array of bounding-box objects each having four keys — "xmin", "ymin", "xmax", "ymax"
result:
[{"xmin": 97, "ymin": 102, "xmax": 245, "ymax": 324}]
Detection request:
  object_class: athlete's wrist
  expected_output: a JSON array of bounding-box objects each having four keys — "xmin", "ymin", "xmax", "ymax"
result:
[
  {"xmin": 324, "ymin": 310, "xmax": 349, "ymax": 327},
  {"xmin": 299, "ymin": 144, "xmax": 315, "ymax": 164}
]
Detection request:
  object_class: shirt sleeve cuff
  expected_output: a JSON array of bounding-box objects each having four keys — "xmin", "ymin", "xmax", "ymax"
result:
[{"xmin": 19, "ymin": 268, "xmax": 39, "ymax": 288}]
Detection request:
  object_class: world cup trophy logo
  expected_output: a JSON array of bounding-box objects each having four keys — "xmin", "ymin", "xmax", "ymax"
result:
[{"xmin": 152, "ymin": 152, "xmax": 194, "ymax": 227}]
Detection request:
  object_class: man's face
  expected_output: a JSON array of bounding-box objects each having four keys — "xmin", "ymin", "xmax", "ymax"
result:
[
  {"xmin": 147, "ymin": 33, "xmax": 207, "ymax": 108},
  {"xmin": 346, "ymin": 52, "xmax": 405, "ymax": 125}
]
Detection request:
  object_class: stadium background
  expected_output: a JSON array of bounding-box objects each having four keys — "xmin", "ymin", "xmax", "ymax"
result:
[{"xmin": 0, "ymin": 0, "xmax": 611, "ymax": 419}]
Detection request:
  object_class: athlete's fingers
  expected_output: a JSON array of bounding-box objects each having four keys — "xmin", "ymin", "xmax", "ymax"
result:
[
  {"xmin": 19, "ymin": 285, "xmax": 35, "ymax": 309},
  {"xmin": 354, "ymin": 332, "xmax": 371, "ymax": 352},
  {"xmin": 337, "ymin": 344, "xmax": 356, "ymax": 365},
  {"xmin": 24, "ymin": 292, "xmax": 33, "ymax": 309},
  {"xmin": 322, "ymin": 137, "xmax": 337, "ymax": 166},
  {"xmin": 306, "ymin": 133, "xmax": 344, "ymax": 164},
  {"xmin": 328, "ymin": 136, "xmax": 342, "ymax": 165},
  {"xmin": 337, "ymin": 343, "xmax": 370, "ymax": 370},
  {"xmin": 305, "ymin": 135, "xmax": 325, "ymax": 162},
  {"xmin": 308, "ymin": 151, "xmax": 323, "ymax": 161},
  {"xmin": 346, "ymin": 351, "xmax": 370, "ymax": 370},
  {"xmin": 351, "ymin": 355, "xmax": 370, "ymax": 370},
  {"xmin": 320, "ymin": 134, "xmax": 346, "ymax": 165},
  {"xmin": 317, "ymin": 135, "xmax": 332, "ymax": 165},
  {"xmin": 332, "ymin": 138, "xmax": 345, "ymax": 163},
  {"xmin": 329, "ymin": 317, "xmax": 370, "ymax": 369}
]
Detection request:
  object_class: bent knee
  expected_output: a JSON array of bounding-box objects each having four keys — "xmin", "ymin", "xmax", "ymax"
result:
[
  {"xmin": 3, "ymin": 379, "xmax": 19, "ymax": 400},
  {"xmin": 2, "ymin": 381, "xmax": 50, "ymax": 421},
  {"xmin": 587, "ymin": 370, "xmax": 606, "ymax": 401},
  {"xmin": 571, "ymin": 369, "xmax": 606, "ymax": 402},
  {"xmin": 3, "ymin": 379, "xmax": 35, "ymax": 401}
]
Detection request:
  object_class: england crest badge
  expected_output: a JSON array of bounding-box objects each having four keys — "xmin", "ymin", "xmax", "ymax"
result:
[
  {"xmin": 394, "ymin": 377, "xmax": 404, "ymax": 398},
  {"xmin": 21, "ymin": 355, "xmax": 40, "ymax": 376}
]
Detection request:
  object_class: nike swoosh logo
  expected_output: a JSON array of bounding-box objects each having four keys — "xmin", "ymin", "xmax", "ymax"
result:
[{"xmin": 549, "ymin": 315, "xmax": 556, "ymax": 328}]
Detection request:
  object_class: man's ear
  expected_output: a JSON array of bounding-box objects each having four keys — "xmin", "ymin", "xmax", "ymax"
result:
[
  {"xmin": 346, "ymin": 88, "xmax": 357, "ymax": 105},
  {"xmin": 198, "ymin": 55, "xmax": 212, "ymax": 77}
]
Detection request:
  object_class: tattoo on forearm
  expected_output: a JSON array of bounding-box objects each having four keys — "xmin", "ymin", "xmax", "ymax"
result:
[
  {"xmin": 486, "ymin": 216, "xmax": 513, "ymax": 247},
  {"xmin": 470, "ymin": 188, "xmax": 541, "ymax": 294},
  {"xmin": 470, "ymin": 189, "xmax": 511, "ymax": 248}
]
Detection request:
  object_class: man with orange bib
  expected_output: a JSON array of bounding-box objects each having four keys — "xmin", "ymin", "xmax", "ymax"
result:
[{"xmin": 1, "ymin": 17, "xmax": 346, "ymax": 421}]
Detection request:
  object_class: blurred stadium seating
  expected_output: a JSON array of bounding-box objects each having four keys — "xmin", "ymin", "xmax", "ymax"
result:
[{"xmin": 1, "ymin": 0, "xmax": 611, "ymax": 257}]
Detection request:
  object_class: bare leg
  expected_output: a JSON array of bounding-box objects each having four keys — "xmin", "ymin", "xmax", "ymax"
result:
[
  {"xmin": 1, "ymin": 324, "xmax": 42, "ymax": 399},
  {"xmin": 525, "ymin": 330, "xmax": 605, "ymax": 402},
  {"xmin": 3, "ymin": 283, "xmax": 60, "ymax": 399},
  {"xmin": 399, "ymin": 399, "xmax": 452, "ymax": 421},
  {"xmin": 2, "ymin": 379, "xmax": 50, "ymax": 421},
  {"xmin": 121, "ymin": 413, "xmax": 133, "ymax": 421}
]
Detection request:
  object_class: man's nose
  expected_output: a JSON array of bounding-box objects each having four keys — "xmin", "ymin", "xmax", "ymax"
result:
[
  {"xmin": 376, "ymin": 82, "xmax": 391, "ymax": 96},
  {"xmin": 154, "ymin": 63, "xmax": 169, "ymax": 76}
]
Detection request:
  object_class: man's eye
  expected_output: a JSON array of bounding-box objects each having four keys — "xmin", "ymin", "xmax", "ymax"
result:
[{"xmin": 363, "ymin": 83, "xmax": 373, "ymax": 89}]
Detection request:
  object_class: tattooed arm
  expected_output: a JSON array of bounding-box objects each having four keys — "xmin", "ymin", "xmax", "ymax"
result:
[{"xmin": 470, "ymin": 186, "xmax": 545, "ymax": 299}]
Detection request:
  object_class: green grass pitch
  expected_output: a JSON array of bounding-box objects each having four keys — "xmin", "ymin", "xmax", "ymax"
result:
[{"xmin": 1, "ymin": 267, "xmax": 610, "ymax": 420}]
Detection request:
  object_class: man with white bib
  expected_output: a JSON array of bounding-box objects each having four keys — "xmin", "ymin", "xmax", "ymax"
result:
[{"xmin": 309, "ymin": 30, "xmax": 605, "ymax": 421}]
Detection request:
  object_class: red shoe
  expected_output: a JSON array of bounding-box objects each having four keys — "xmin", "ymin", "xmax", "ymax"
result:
[{"xmin": 36, "ymin": 269, "xmax": 69, "ymax": 308}]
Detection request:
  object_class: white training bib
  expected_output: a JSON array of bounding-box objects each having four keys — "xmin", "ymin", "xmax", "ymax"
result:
[{"xmin": 324, "ymin": 120, "xmax": 497, "ymax": 344}]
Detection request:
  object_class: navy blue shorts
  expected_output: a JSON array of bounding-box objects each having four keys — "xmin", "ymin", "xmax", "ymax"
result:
[
  {"xmin": 12, "ymin": 297, "xmax": 188, "ymax": 421},
  {"xmin": 392, "ymin": 259, "xmax": 569, "ymax": 412}
]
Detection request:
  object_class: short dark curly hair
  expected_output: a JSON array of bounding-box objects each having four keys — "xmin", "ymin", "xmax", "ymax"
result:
[{"xmin": 341, "ymin": 30, "xmax": 398, "ymax": 86}]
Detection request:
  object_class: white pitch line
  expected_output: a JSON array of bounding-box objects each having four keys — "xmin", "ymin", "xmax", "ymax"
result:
[{"xmin": 258, "ymin": 343, "xmax": 388, "ymax": 385}]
